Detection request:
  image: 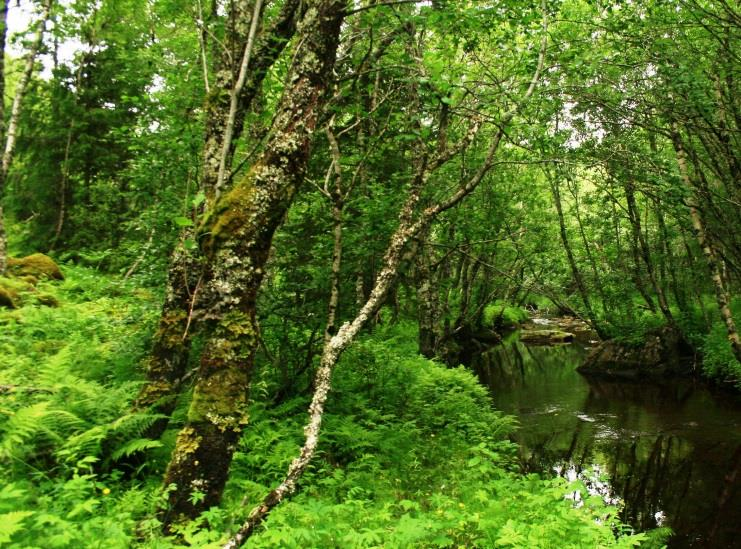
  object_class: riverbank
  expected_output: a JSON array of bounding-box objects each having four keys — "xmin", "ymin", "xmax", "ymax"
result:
[
  {"xmin": 0, "ymin": 267, "xmax": 648, "ymax": 547},
  {"xmin": 474, "ymin": 330, "xmax": 741, "ymax": 548}
]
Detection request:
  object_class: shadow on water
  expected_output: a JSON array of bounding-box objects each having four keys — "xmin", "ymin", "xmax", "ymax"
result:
[{"xmin": 471, "ymin": 332, "xmax": 741, "ymax": 548}]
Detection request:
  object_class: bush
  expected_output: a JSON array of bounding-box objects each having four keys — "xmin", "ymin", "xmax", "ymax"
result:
[
  {"xmin": 701, "ymin": 322, "xmax": 740, "ymax": 388},
  {"xmin": 483, "ymin": 302, "xmax": 530, "ymax": 330},
  {"xmin": 232, "ymin": 323, "xmax": 644, "ymax": 549}
]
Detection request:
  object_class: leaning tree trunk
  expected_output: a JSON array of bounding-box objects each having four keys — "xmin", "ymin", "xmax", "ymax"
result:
[
  {"xmin": 672, "ymin": 128, "xmax": 741, "ymax": 363},
  {"xmin": 133, "ymin": 0, "xmax": 300, "ymax": 436},
  {"xmin": 160, "ymin": 0, "xmax": 347, "ymax": 528},
  {"xmin": 222, "ymin": 15, "xmax": 548, "ymax": 543},
  {"xmin": 623, "ymin": 181, "xmax": 674, "ymax": 324},
  {"xmin": 547, "ymin": 172, "xmax": 607, "ymax": 338}
]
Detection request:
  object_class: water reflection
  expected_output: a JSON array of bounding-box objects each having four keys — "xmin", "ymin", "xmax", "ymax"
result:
[{"xmin": 472, "ymin": 334, "xmax": 741, "ymax": 548}]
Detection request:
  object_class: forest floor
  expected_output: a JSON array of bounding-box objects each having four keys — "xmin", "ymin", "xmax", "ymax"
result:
[{"xmin": 0, "ymin": 265, "xmax": 663, "ymax": 547}]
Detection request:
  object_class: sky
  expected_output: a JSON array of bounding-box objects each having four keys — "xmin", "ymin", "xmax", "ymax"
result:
[{"xmin": 7, "ymin": 0, "xmax": 81, "ymax": 78}]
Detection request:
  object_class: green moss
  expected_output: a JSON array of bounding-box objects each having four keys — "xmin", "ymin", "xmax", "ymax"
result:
[
  {"xmin": 188, "ymin": 363, "xmax": 250, "ymax": 430},
  {"xmin": 483, "ymin": 302, "xmax": 530, "ymax": 329},
  {"xmin": 0, "ymin": 285, "xmax": 18, "ymax": 308},
  {"xmin": 172, "ymin": 426, "xmax": 202, "ymax": 460},
  {"xmin": 20, "ymin": 275, "xmax": 39, "ymax": 286},
  {"xmin": 35, "ymin": 293, "xmax": 60, "ymax": 307},
  {"xmin": 8, "ymin": 253, "xmax": 64, "ymax": 280},
  {"xmin": 204, "ymin": 176, "xmax": 258, "ymax": 246},
  {"xmin": 0, "ymin": 275, "xmax": 34, "ymax": 293},
  {"xmin": 154, "ymin": 309, "xmax": 188, "ymax": 349}
]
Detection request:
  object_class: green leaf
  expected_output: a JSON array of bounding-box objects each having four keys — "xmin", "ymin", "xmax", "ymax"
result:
[
  {"xmin": 192, "ymin": 191, "xmax": 206, "ymax": 208},
  {"xmin": 0, "ymin": 511, "xmax": 33, "ymax": 544},
  {"xmin": 173, "ymin": 216, "xmax": 193, "ymax": 227}
]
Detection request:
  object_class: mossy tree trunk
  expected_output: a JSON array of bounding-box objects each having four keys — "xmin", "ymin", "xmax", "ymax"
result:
[
  {"xmin": 160, "ymin": 0, "xmax": 347, "ymax": 527},
  {"xmin": 134, "ymin": 0, "xmax": 301, "ymax": 437}
]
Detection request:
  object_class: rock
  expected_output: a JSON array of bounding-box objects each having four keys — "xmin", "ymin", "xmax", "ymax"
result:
[
  {"xmin": 7, "ymin": 253, "xmax": 64, "ymax": 280},
  {"xmin": 0, "ymin": 286, "xmax": 17, "ymax": 309},
  {"xmin": 20, "ymin": 275, "xmax": 39, "ymax": 286},
  {"xmin": 577, "ymin": 326, "xmax": 694, "ymax": 379},
  {"xmin": 520, "ymin": 329, "xmax": 574, "ymax": 345},
  {"xmin": 35, "ymin": 293, "xmax": 60, "ymax": 307}
]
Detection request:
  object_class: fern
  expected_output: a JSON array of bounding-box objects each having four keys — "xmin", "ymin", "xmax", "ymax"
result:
[
  {"xmin": 0, "ymin": 511, "xmax": 33, "ymax": 544},
  {"xmin": 0, "ymin": 402, "xmax": 85, "ymax": 459},
  {"xmin": 111, "ymin": 438, "xmax": 163, "ymax": 461}
]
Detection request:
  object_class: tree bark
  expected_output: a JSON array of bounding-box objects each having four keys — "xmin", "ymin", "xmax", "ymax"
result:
[
  {"xmin": 672, "ymin": 128, "xmax": 741, "ymax": 363},
  {"xmin": 160, "ymin": 0, "xmax": 347, "ymax": 527},
  {"xmin": 134, "ymin": 0, "xmax": 301, "ymax": 436},
  {"xmin": 2, "ymin": 0, "xmax": 53, "ymax": 176},
  {"xmin": 0, "ymin": 0, "xmax": 50, "ymax": 274},
  {"xmin": 415, "ymin": 228, "xmax": 439, "ymax": 358}
]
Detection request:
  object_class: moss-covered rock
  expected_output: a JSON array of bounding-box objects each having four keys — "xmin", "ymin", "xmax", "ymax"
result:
[
  {"xmin": 578, "ymin": 326, "xmax": 694, "ymax": 379},
  {"xmin": 0, "ymin": 286, "xmax": 18, "ymax": 309},
  {"xmin": 20, "ymin": 275, "xmax": 39, "ymax": 286},
  {"xmin": 520, "ymin": 329, "xmax": 574, "ymax": 345},
  {"xmin": 8, "ymin": 254, "xmax": 64, "ymax": 280},
  {"xmin": 35, "ymin": 293, "xmax": 60, "ymax": 307}
]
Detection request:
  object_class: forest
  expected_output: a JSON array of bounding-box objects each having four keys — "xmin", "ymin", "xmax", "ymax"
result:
[{"xmin": 0, "ymin": 0, "xmax": 739, "ymax": 547}]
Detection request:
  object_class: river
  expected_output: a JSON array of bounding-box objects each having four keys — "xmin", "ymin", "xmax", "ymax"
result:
[{"xmin": 471, "ymin": 326, "xmax": 741, "ymax": 548}]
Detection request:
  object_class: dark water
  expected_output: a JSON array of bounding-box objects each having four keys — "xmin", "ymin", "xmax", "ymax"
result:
[{"xmin": 472, "ymin": 330, "xmax": 741, "ymax": 548}]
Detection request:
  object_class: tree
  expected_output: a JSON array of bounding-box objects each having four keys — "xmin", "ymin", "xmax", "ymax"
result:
[{"xmin": 159, "ymin": 0, "xmax": 348, "ymax": 526}]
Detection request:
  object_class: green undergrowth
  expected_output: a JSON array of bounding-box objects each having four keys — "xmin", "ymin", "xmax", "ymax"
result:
[
  {"xmin": 217, "ymin": 322, "xmax": 648, "ymax": 548},
  {"xmin": 699, "ymin": 298, "xmax": 741, "ymax": 389},
  {"xmin": 483, "ymin": 301, "xmax": 530, "ymax": 330},
  {"xmin": 1, "ymin": 268, "xmax": 650, "ymax": 547},
  {"xmin": 0, "ymin": 264, "xmax": 164, "ymax": 547}
]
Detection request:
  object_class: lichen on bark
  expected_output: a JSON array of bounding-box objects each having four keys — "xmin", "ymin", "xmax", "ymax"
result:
[{"xmin": 160, "ymin": 0, "xmax": 348, "ymax": 527}]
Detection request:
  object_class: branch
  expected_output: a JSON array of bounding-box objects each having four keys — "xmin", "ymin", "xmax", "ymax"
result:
[{"xmin": 215, "ymin": 0, "xmax": 265, "ymax": 196}]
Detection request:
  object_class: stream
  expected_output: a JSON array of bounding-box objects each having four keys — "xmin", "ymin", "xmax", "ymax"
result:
[{"xmin": 471, "ymin": 323, "xmax": 741, "ymax": 548}]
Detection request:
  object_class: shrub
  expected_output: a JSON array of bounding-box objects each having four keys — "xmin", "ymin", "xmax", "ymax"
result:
[{"xmin": 483, "ymin": 302, "xmax": 530, "ymax": 330}]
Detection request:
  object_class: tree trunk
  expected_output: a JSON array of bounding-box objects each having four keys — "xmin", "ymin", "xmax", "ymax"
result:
[
  {"xmin": 548, "ymin": 172, "xmax": 606, "ymax": 338},
  {"xmin": 160, "ymin": 0, "xmax": 347, "ymax": 527},
  {"xmin": 0, "ymin": 0, "xmax": 48, "ymax": 274},
  {"xmin": 415, "ymin": 229, "xmax": 439, "ymax": 358},
  {"xmin": 2, "ymin": 0, "xmax": 53, "ymax": 176},
  {"xmin": 672, "ymin": 128, "xmax": 741, "ymax": 363},
  {"xmin": 132, "ymin": 242, "xmax": 202, "ymax": 439},
  {"xmin": 624, "ymin": 181, "xmax": 673, "ymax": 324},
  {"xmin": 134, "ymin": 0, "xmax": 300, "ymax": 435},
  {"xmin": 567, "ymin": 177, "xmax": 609, "ymax": 312}
]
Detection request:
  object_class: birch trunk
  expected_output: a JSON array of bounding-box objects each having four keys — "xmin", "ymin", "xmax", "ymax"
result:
[
  {"xmin": 0, "ymin": 0, "xmax": 49, "ymax": 274},
  {"xmin": 2, "ymin": 0, "xmax": 52, "ymax": 176},
  {"xmin": 672, "ymin": 128, "xmax": 741, "ymax": 363}
]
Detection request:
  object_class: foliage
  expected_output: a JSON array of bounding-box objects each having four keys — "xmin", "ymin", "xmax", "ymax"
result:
[
  {"xmin": 0, "ymin": 276, "xmax": 646, "ymax": 547},
  {"xmin": 483, "ymin": 302, "xmax": 530, "ymax": 330},
  {"xmin": 700, "ymin": 300, "xmax": 741, "ymax": 389},
  {"xmin": 0, "ymin": 266, "xmax": 165, "ymax": 547},
  {"xmin": 228, "ymin": 323, "xmax": 644, "ymax": 548}
]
